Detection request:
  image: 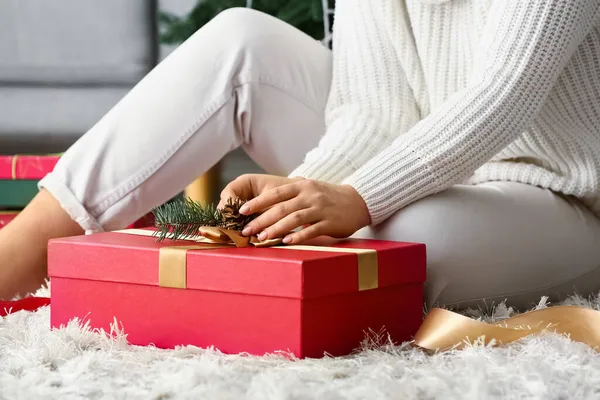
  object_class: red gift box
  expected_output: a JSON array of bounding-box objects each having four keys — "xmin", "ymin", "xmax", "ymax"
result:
[
  {"xmin": 0, "ymin": 211, "xmax": 18, "ymax": 229},
  {"xmin": 126, "ymin": 213, "xmax": 156, "ymax": 229},
  {"xmin": 48, "ymin": 229, "xmax": 426, "ymax": 358},
  {"xmin": 0, "ymin": 155, "xmax": 60, "ymax": 180},
  {"xmin": 0, "ymin": 297, "xmax": 51, "ymax": 317}
]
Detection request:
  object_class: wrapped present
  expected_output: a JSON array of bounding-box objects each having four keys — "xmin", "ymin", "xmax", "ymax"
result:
[
  {"xmin": 0, "ymin": 155, "xmax": 60, "ymax": 208},
  {"xmin": 0, "ymin": 297, "xmax": 51, "ymax": 317},
  {"xmin": 0, "ymin": 211, "xmax": 18, "ymax": 229},
  {"xmin": 48, "ymin": 229, "xmax": 426, "ymax": 358},
  {"xmin": 0, "ymin": 180, "xmax": 40, "ymax": 209},
  {"xmin": 0, "ymin": 155, "xmax": 60, "ymax": 180},
  {"xmin": 1, "ymin": 209, "xmax": 153, "ymax": 230},
  {"xmin": 126, "ymin": 213, "xmax": 156, "ymax": 229}
]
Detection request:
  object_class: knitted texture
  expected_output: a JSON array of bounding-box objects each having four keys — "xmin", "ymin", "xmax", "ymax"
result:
[{"xmin": 289, "ymin": 0, "xmax": 600, "ymax": 225}]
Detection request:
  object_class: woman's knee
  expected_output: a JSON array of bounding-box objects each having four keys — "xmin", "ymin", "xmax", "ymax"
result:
[
  {"xmin": 206, "ymin": 7, "xmax": 266, "ymax": 35},
  {"xmin": 191, "ymin": 8, "xmax": 289, "ymax": 61}
]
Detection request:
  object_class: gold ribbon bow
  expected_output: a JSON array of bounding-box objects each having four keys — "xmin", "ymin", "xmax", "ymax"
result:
[
  {"xmin": 413, "ymin": 305, "xmax": 600, "ymax": 352},
  {"xmin": 195, "ymin": 226, "xmax": 284, "ymax": 248}
]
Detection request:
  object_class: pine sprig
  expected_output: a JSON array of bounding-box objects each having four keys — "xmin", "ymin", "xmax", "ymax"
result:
[
  {"xmin": 151, "ymin": 197, "xmax": 255, "ymax": 241},
  {"xmin": 152, "ymin": 197, "xmax": 222, "ymax": 241}
]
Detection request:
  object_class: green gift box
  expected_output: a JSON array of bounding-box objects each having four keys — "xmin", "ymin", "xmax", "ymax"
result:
[
  {"xmin": 0, "ymin": 155, "xmax": 61, "ymax": 209},
  {"xmin": 0, "ymin": 180, "xmax": 41, "ymax": 209}
]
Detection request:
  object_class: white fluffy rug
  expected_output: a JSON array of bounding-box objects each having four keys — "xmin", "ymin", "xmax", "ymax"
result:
[{"xmin": 2, "ymin": 288, "xmax": 600, "ymax": 400}]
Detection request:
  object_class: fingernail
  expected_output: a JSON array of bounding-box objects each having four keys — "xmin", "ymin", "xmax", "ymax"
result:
[
  {"xmin": 282, "ymin": 236, "xmax": 292, "ymax": 244},
  {"xmin": 258, "ymin": 231, "xmax": 267, "ymax": 241},
  {"xmin": 242, "ymin": 226, "xmax": 252, "ymax": 236},
  {"xmin": 239, "ymin": 204, "xmax": 250, "ymax": 215}
]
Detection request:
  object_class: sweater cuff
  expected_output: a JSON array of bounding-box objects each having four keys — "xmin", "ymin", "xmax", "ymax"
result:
[
  {"xmin": 341, "ymin": 143, "xmax": 438, "ymax": 225},
  {"xmin": 288, "ymin": 116, "xmax": 390, "ymax": 183}
]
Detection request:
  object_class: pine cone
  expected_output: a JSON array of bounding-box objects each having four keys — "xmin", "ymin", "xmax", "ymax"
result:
[{"xmin": 219, "ymin": 198, "xmax": 254, "ymax": 231}]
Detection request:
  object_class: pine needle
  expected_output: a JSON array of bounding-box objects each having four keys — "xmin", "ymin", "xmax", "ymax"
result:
[
  {"xmin": 151, "ymin": 197, "xmax": 255, "ymax": 242},
  {"xmin": 152, "ymin": 197, "xmax": 222, "ymax": 242}
]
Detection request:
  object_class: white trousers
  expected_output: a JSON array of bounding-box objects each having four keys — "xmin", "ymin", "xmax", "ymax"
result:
[{"xmin": 40, "ymin": 8, "xmax": 600, "ymax": 309}]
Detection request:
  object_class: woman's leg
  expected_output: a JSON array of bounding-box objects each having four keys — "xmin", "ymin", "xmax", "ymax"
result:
[
  {"xmin": 0, "ymin": 8, "xmax": 332, "ymax": 299},
  {"xmin": 354, "ymin": 181, "xmax": 600, "ymax": 310}
]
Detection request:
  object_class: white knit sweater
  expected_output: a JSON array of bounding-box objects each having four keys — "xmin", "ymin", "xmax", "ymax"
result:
[{"xmin": 289, "ymin": 0, "xmax": 600, "ymax": 225}]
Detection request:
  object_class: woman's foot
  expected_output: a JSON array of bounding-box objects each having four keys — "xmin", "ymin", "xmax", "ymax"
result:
[{"xmin": 0, "ymin": 189, "xmax": 83, "ymax": 300}]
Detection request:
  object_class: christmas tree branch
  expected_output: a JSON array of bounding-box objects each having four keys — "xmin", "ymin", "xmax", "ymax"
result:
[{"xmin": 151, "ymin": 197, "xmax": 255, "ymax": 241}]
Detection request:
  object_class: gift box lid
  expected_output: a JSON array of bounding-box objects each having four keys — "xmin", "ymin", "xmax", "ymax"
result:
[
  {"xmin": 0, "ymin": 155, "xmax": 60, "ymax": 180},
  {"xmin": 48, "ymin": 230, "xmax": 426, "ymax": 300}
]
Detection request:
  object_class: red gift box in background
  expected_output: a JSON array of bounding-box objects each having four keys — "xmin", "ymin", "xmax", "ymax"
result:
[
  {"xmin": 0, "ymin": 297, "xmax": 51, "ymax": 317},
  {"xmin": 126, "ymin": 213, "xmax": 155, "ymax": 229},
  {"xmin": 0, "ymin": 210, "xmax": 153, "ymax": 230},
  {"xmin": 0, "ymin": 211, "xmax": 18, "ymax": 229},
  {"xmin": 48, "ymin": 230, "xmax": 426, "ymax": 358},
  {"xmin": 0, "ymin": 153, "xmax": 153, "ymax": 228},
  {"xmin": 0, "ymin": 155, "xmax": 61, "ymax": 209},
  {"xmin": 0, "ymin": 155, "xmax": 60, "ymax": 180}
]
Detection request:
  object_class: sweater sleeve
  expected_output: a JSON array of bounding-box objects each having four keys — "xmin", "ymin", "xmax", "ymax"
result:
[
  {"xmin": 342, "ymin": 0, "xmax": 600, "ymax": 225},
  {"xmin": 288, "ymin": 0, "xmax": 424, "ymax": 184}
]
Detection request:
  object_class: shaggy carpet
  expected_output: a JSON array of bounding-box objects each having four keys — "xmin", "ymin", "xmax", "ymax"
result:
[{"xmin": 1, "ymin": 288, "xmax": 600, "ymax": 400}]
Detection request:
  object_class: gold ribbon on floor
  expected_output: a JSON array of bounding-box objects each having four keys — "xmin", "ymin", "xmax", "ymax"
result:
[
  {"xmin": 413, "ymin": 306, "xmax": 600, "ymax": 352},
  {"xmin": 115, "ymin": 228, "xmax": 378, "ymax": 291}
]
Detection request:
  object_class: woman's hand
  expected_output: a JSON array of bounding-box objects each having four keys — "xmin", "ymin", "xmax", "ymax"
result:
[
  {"xmin": 222, "ymin": 175, "xmax": 371, "ymax": 244},
  {"xmin": 218, "ymin": 174, "xmax": 303, "ymax": 208}
]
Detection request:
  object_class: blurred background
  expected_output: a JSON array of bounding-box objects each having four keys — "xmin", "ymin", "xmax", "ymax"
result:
[{"xmin": 0, "ymin": 0, "xmax": 333, "ymax": 200}]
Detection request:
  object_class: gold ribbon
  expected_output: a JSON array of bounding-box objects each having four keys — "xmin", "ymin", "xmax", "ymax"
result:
[
  {"xmin": 11, "ymin": 155, "xmax": 18, "ymax": 180},
  {"xmin": 158, "ymin": 244, "xmax": 231, "ymax": 288},
  {"xmin": 281, "ymin": 245, "xmax": 379, "ymax": 291},
  {"xmin": 413, "ymin": 306, "xmax": 600, "ymax": 352},
  {"xmin": 197, "ymin": 226, "xmax": 283, "ymax": 248},
  {"xmin": 9, "ymin": 153, "xmax": 63, "ymax": 180},
  {"xmin": 116, "ymin": 228, "xmax": 378, "ymax": 291}
]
